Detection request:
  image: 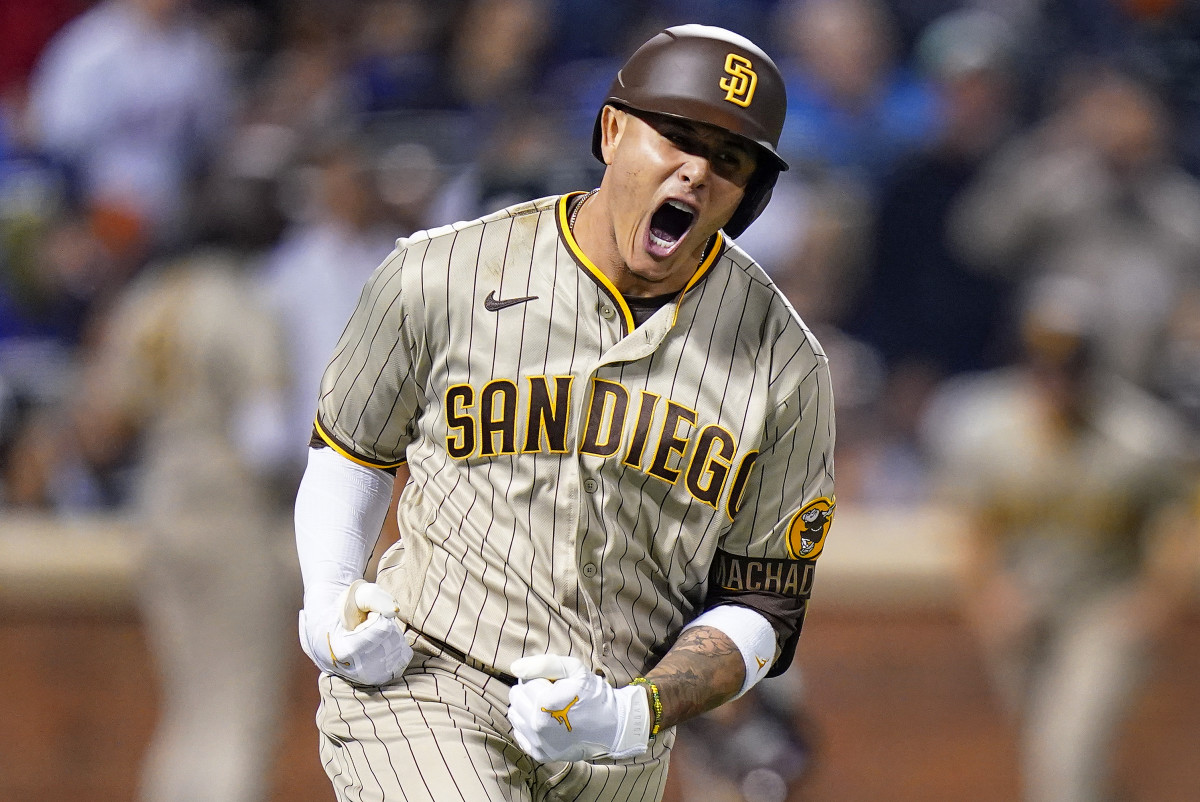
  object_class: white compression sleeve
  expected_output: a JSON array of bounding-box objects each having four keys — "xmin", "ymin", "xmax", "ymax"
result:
[
  {"xmin": 681, "ymin": 604, "xmax": 778, "ymax": 698},
  {"xmin": 294, "ymin": 446, "xmax": 395, "ymax": 613}
]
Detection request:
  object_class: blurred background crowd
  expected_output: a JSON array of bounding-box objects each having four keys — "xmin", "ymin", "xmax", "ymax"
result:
[
  {"xmin": 3, "ymin": 0, "xmax": 1200, "ymax": 512},
  {"xmin": 2, "ymin": 1, "xmax": 1199, "ymax": 801}
]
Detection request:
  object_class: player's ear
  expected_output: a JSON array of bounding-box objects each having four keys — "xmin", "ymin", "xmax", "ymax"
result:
[{"xmin": 598, "ymin": 105, "xmax": 627, "ymax": 166}]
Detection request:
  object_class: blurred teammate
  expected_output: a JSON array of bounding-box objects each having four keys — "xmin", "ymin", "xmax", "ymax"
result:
[
  {"xmin": 76, "ymin": 250, "xmax": 294, "ymax": 802},
  {"xmin": 924, "ymin": 275, "xmax": 1199, "ymax": 802}
]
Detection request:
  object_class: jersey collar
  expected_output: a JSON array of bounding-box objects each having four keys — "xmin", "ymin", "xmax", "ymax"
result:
[{"xmin": 557, "ymin": 192, "xmax": 724, "ymax": 333}]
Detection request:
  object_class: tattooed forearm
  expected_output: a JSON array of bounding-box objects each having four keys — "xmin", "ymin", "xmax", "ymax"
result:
[{"xmin": 643, "ymin": 625, "xmax": 744, "ymax": 729}]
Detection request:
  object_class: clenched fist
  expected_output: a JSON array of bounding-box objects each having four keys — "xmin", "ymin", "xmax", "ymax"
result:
[{"xmin": 506, "ymin": 655, "xmax": 650, "ymax": 762}]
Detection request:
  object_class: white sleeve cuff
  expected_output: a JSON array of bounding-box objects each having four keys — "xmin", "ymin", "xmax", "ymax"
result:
[{"xmin": 681, "ymin": 605, "xmax": 778, "ymax": 698}]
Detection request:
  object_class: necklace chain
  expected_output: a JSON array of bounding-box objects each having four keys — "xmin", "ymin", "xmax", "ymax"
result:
[{"xmin": 569, "ymin": 189, "xmax": 597, "ymax": 232}]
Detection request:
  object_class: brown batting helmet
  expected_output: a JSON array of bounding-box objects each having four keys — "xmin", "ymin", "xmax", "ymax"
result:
[{"xmin": 591, "ymin": 24, "xmax": 789, "ymax": 238}]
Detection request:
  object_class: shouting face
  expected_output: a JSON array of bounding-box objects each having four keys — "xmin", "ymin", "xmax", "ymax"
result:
[{"xmin": 590, "ymin": 106, "xmax": 757, "ymax": 296}]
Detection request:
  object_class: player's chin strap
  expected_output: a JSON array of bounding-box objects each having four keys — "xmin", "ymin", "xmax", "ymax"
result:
[{"xmin": 681, "ymin": 604, "xmax": 778, "ymax": 698}]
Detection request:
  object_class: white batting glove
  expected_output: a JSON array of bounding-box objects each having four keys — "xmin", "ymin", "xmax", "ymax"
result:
[
  {"xmin": 298, "ymin": 580, "xmax": 413, "ymax": 687},
  {"xmin": 506, "ymin": 655, "xmax": 650, "ymax": 762}
]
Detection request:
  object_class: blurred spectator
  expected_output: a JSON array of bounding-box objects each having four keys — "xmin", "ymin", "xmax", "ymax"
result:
[
  {"xmin": 433, "ymin": 103, "xmax": 596, "ymax": 223},
  {"xmin": 345, "ymin": 0, "xmax": 454, "ymax": 113},
  {"xmin": 240, "ymin": 3, "xmax": 355, "ymax": 143},
  {"xmin": 923, "ymin": 274, "xmax": 1200, "ymax": 802},
  {"xmin": 834, "ymin": 9, "xmax": 1024, "ymax": 505},
  {"xmin": 737, "ymin": 168, "xmax": 873, "ymax": 328},
  {"xmin": 445, "ymin": 0, "xmax": 552, "ymax": 114},
  {"xmin": 950, "ymin": 63, "xmax": 1200, "ymax": 392},
  {"xmin": 207, "ymin": 1, "xmax": 361, "ymax": 234},
  {"xmin": 0, "ymin": 0, "xmax": 102, "ymax": 359},
  {"xmin": 734, "ymin": 168, "xmax": 878, "ymax": 505},
  {"xmin": 772, "ymin": 0, "xmax": 943, "ymax": 189},
  {"xmin": 1, "ymin": 204, "xmax": 106, "ymax": 347},
  {"xmin": 1149, "ymin": 285, "xmax": 1200, "ymax": 434},
  {"xmin": 374, "ymin": 140, "xmax": 446, "ymax": 233},
  {"xmin": 1118, "ymin": 0, "xmax": 1200, "ymax": 176},
  {"xmin": 25, "ymin": 0, "xmax": 234, "ymax": 251},
  {"xmin": 850, "ymin": 8, "xmax": 1022, "ymax": 378},
  {"xmin": 72, "ymin": 248, "xmax": 295, "ymax": 802},
  {"xmin": 0, "ymin": 206, "xmax": 124, "ymax": 508},
  {"xmin": 544, "ymin": 0, "xmax": 645, "ymax": 65},
  {"xmin": 259, "ymin": 139, "xmax": 398, "ymax": 479},
  {"xmin": 747, "ymin": 0, "xmax": 948, "ymax": 502},
  {"xmin": 0, "ymin": 0, "xmax": 82, "ymax": 98}
]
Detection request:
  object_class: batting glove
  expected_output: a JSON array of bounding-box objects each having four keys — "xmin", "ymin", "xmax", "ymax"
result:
[
  {"xmin": 299, "ymin": 580, "xmax": 413, "ymax": 687},
  {"xmin": 506, "ymin": 655, "xmax": 650, "ymax": 762}
]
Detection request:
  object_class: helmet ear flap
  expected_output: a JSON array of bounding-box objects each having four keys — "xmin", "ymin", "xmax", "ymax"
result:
[{"xmin": 723, "ymin": 167, "xmax": 779, "ymax": 238}]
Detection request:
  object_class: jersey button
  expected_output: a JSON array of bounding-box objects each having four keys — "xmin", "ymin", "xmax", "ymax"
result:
[
  {"xmin": 582, "ymin": 563, "xmax": 598, "ymax": 577},
  {"xmin": 583, "ymin": 478, "xmax": 598, "ymax": 493},
  {"xmin": 599, "ymin": 304, "xmax": 615, "ymax": 320}
]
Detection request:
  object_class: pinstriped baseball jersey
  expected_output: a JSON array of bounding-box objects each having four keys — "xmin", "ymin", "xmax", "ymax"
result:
[{"xmin": 315, "ymin": 191, "xmax": 835, "ymax": 685}]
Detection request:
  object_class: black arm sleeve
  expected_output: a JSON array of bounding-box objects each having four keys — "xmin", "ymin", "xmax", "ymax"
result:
[{"xmin": 702, "ymin": 549, "xmax": 815, "ymax": 677}]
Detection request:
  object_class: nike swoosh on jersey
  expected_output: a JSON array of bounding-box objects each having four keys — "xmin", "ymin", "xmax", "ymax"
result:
[{"xmin": 484, "ymin": 290, "xmax": 539, "ymax": 311}]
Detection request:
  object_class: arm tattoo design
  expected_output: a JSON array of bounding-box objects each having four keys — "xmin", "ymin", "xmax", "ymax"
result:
[{"xmin": 643, "ymin": 625, "xmax": 744, "ymax": 729}]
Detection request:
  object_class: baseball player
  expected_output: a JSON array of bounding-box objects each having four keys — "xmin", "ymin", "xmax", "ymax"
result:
[
  {"xmin": 925, "ymin": 275, "xmax": 1200, "ymax": 802},
  {"xmin": 294, "ymin": 24, "xmax": 835, "ymax": 802},
  {"xmin": 78, "ymin": 251, "xmax": 296, "ymax": 802}
]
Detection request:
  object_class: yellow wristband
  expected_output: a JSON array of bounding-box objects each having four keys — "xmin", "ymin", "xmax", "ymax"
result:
[{"xmin": 630, "ymin": 677, "xmax": 663, "ymax": 741}]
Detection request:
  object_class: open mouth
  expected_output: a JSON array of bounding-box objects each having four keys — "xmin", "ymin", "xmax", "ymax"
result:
[{"xmin": 647, "ymin": 199, "xmax": 696, "ymax": 257}]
